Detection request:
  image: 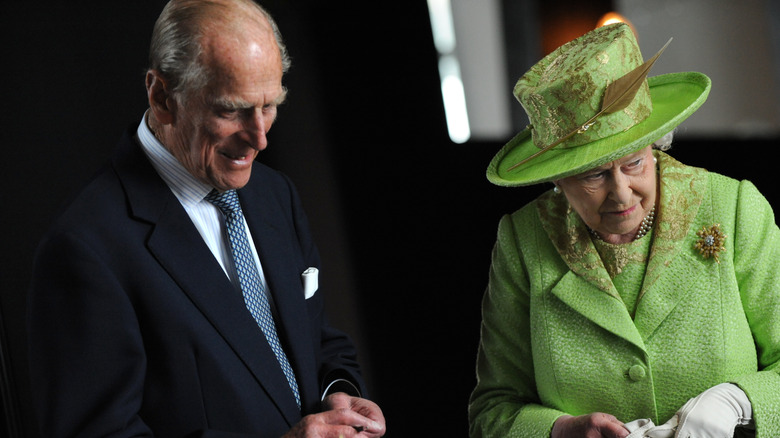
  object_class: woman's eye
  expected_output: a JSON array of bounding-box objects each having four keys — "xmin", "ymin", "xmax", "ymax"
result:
[{"xmin": 625, "ymin": 159, "xmax": 643, "ymax": 170}]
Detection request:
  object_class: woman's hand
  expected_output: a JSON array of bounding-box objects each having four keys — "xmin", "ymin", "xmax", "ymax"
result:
[{"xmin": 552, "ymin": 413, "xmax": 630, "ymax": 438}]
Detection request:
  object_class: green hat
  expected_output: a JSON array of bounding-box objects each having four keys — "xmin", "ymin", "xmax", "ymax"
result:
[{"xmin": 487, "ymin": 22, "xmax": 711, "ymax": 187}]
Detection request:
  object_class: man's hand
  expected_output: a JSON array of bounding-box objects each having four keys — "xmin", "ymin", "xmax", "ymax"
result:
[
  {"xmin": 552, "ymin": 413, "xmax": 630, "ymax": 438},
  {"xmin": 283, "ymin": 393, "xmax": 385, "ymax": 438}
]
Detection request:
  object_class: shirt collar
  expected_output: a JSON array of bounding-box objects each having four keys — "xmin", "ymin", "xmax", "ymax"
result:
[{"xmin": 136, "ymin": 111, "xmax": 213, "ymax": 204}]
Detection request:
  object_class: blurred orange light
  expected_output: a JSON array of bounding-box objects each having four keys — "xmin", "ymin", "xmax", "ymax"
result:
[
  {"xmin": 597, "ymin": 12, "xmax": 630, "ymax": 27},
  {"xmin": 597, "ymin": 12, "xmax": 637, "ymax": 38}
]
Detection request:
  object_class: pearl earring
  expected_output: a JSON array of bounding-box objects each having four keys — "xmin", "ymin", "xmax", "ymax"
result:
[{"xmin": 553, "ymin": 186, "xmax": 561, "ymax": 194}]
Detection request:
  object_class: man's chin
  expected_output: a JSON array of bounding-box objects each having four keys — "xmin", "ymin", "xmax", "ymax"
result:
[{"xmin": 208, "ymin": 173, "xmax": 252, "ymax": 192}]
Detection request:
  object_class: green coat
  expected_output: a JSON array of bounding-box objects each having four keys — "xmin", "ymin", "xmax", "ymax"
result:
[{"xmin": 469, "ymin": 152, "xmax": 780, "ymax": 437}]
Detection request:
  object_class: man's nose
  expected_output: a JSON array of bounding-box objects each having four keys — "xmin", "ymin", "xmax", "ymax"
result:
[{"xmin": 244, "ymin": 111, "xmax": 270, "ymax": 151}]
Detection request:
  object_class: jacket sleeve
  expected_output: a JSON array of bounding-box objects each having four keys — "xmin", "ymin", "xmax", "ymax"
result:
[
  {"xmin": 730, "ymin": 180, "xmax": 780, "ymax": 437},
  {"xmin": 468, "ymin": 213, "xmax": 566, "ymax": 438},
  {"xmin": 28, "ymin": 230, "xmax": 155, "ymax": 438}
]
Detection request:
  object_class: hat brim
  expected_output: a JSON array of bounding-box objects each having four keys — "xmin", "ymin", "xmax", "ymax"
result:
[{"xmin": 487, "ymin": 72, "xmax": 711, "ymax": 187}]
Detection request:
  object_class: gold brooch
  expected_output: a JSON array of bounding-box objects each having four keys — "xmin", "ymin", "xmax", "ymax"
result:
[{"xmin": 694, "ymin": 224, "xmax": 726, "ymax": 263}]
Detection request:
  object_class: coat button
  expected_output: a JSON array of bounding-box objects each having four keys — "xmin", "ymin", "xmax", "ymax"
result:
[{"xmin": 628, "ymin": 365, "xmax": 646, "ymax": 381}]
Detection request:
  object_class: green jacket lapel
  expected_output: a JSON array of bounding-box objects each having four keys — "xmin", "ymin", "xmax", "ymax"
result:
[
  {"xmin": 634, "ymin": 152, "xmax": 709, "ymax": 342},
  {"xmin": 537, "ymin": 190, "xmax": 645, "ymax": 350}
]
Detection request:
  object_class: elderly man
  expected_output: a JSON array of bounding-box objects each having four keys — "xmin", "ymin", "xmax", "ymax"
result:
[{"xmin": 27, "ymin": 1, "xmax": 385, "ymax": 437}]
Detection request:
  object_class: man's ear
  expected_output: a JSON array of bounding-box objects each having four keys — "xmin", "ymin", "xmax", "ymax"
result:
[{"xmin": 146, "ymin": 69, "xmax": 176, "ymax": 125}]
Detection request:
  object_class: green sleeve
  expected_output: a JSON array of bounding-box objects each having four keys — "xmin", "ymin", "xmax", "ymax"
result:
[
  {"xmin": 468, "ymin": 212, "xmax": 566, "ymax": 438},
  {"xmin": 730, "ymin": 180, "xmax": 780, "ymax": 438}
]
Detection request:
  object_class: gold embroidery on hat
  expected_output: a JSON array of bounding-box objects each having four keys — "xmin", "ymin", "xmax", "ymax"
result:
[{"xmin": 508, "ymin": 38, "xmax": 672, "ymax": 172}]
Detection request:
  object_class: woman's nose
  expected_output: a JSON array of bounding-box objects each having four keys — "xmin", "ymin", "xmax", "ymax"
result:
[{"xmin": 608, "ymin": 172, "xmax": 632, "ymax": 204}]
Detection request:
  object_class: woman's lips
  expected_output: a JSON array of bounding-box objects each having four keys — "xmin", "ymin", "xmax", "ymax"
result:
[{"xmin": 605, "ymin": 205, "xmax": 637, "ymax": 217}]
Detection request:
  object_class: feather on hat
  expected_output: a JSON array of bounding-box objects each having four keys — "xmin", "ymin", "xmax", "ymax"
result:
[{"xmin": 487, "ymin": 23, "xmax": 710, "ymax": 187}]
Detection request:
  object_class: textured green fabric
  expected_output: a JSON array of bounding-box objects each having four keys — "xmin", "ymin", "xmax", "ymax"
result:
[
  {"xmin": 487, "ymin": 22, "xmax": 711, "ymax": 187},
  {"xmin": 469, "ymin": 152, "xmax": 780, "ymax": 437},
  {"xmin": 515, "ymin": 23, "xmax": 652, "ymax": 150},
  {"xmin": 595, "ymin": 232, "xmax": 652, "ymax": 317}
]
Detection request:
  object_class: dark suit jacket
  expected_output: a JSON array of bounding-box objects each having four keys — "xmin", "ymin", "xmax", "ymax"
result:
[{"xmin": 28, "ymin": 129, "xmax": 366, "ymax": 437}]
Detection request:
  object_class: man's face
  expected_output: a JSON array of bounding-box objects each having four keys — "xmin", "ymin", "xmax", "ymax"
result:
[{"xmin": 166, "ymin": 27, "xmax": 285, "ymax": 192}]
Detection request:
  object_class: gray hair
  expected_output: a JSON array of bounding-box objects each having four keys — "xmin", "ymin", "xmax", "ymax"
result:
[
  {"xmin": 148, "ymin": 0, "xmax": 291, "ymax": 99},
  {"xmin": 652, "ymin": 130, "xmax": 675, "ymax": 151}
]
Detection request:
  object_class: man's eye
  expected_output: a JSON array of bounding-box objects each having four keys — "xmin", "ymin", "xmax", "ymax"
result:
[{"xmin": 217, "ymin": 108, "xmax": 238, "ymax": 118}]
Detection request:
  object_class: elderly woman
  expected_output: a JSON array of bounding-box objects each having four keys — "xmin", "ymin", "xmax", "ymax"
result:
[{"xmin": 468, "ymin": 23, "xmax": 780, "ymax": 438}]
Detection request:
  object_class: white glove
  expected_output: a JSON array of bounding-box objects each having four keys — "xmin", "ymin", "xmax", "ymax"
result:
[
  {"xmin": 625, "ymin": 418, "xmax": 655, "ymax": 437},
  {"xmin": 624, "ymin": 417, "xmax": 677, "ymax": 438},
  {"xmin": 675, "ymin": 383, "xmax": 753, "ymax": 438}
]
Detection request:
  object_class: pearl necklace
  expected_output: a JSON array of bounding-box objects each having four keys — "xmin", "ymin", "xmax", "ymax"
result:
[{"xmin": 590, "ymin": 206, "xmax": 656, "ymax": 242}]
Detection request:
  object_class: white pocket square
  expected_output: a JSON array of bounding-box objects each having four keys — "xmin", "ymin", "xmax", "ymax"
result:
[{"xmin": 302, "ymin": 267, "xmax": 319, "ymax": 299}]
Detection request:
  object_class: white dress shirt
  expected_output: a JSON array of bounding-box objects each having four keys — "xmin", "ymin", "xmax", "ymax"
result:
[
  {"xmin": 136, "ymin": 113, "xmax": 360, "ymax": 399},
  {"xmin": 135, "ymin": 113, "xmax": 269, "ymax": 292}
]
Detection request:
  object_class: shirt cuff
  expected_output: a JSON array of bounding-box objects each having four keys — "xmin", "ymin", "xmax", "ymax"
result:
[{"xmin": 321, "ymin": 378, "xmax": 362, "ymax": 400}]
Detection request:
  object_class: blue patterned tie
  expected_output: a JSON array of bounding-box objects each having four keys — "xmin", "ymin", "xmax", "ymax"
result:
[{"xmin": 205, "ymin": 189, "xmax": 301, "ymax": 408}]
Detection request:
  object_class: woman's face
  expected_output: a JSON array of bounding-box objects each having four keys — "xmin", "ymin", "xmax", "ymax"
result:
[{"xmin": 555, "ymin": 146, "xmax": 657, "ymax": 244}]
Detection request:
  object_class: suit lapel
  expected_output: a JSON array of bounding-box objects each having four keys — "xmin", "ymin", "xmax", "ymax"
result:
[
  {"xmin": 112, "ymin": 132, "xmax": 302, "ymax": 424},
  {"xmin": 238, "ymin": 176, "xmax": 319, "ymax": 410}
]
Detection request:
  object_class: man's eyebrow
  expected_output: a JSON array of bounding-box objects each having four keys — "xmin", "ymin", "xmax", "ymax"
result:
[
  {"xmin": 212, "ymin": 97, "xmax": 252, "ymax": 110},
  {"xmin": 274, "ymin": 87, "xmax": 288, "ymax": 106},
  {"xmin": 211, "ymin": 89, "xmax": 288, "ymax": 110}
]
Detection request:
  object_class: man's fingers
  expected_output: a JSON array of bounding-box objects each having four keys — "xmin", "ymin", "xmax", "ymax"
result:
[{"xmin": 325, "ymin": 407, "xmax": 382, "ymax": 432}]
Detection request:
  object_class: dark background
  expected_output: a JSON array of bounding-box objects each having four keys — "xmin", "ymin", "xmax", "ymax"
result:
[{"xmin": 2, "ymin": 1, "xmax": 778, "ymax": 437}]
